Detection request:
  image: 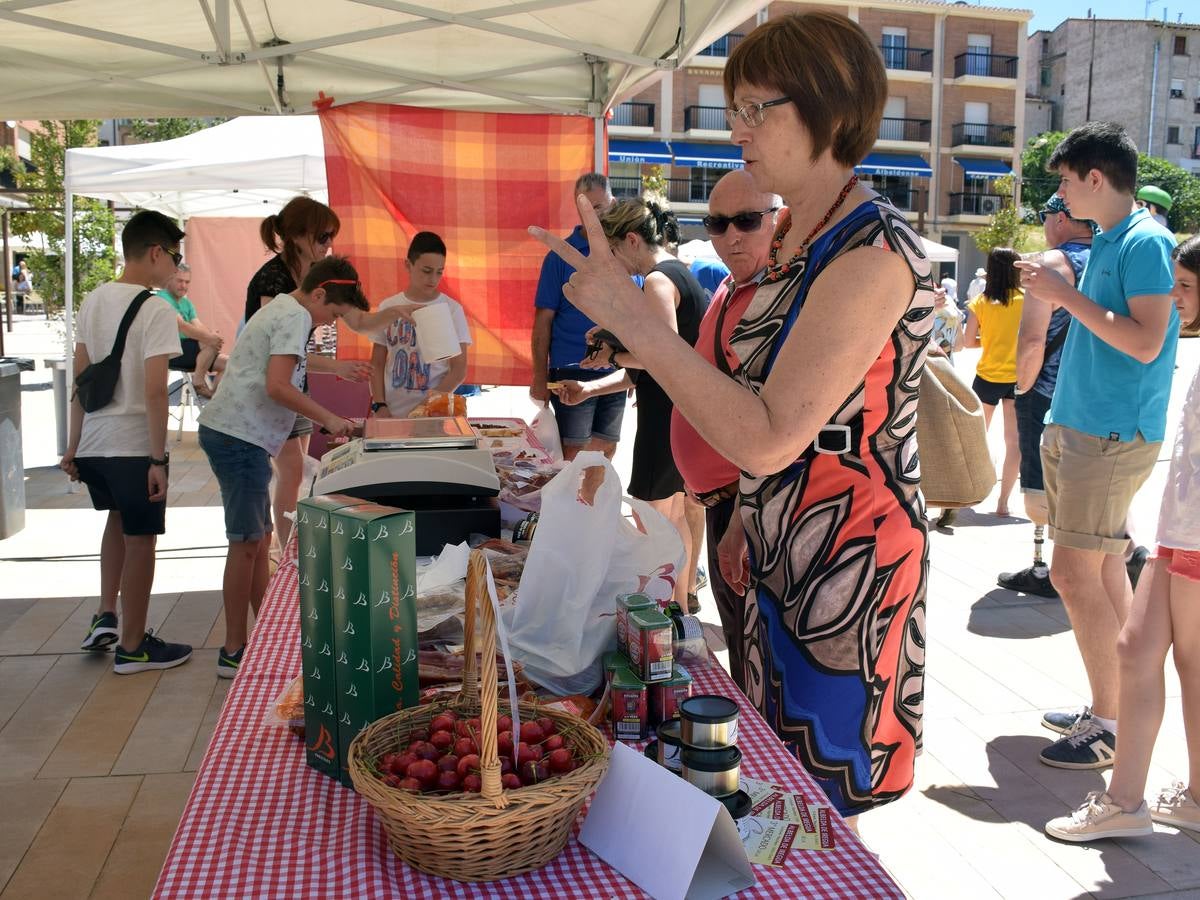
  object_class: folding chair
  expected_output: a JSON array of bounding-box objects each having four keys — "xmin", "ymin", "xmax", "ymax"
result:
[{"xmin": 168, "ymin": 359, "xmax": 200, "ymax": 442}]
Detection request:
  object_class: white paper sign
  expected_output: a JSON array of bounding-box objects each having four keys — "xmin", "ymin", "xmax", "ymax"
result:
[{"xmin": 580, "ymin": 742, "xmax": 755, "ymax": 900}]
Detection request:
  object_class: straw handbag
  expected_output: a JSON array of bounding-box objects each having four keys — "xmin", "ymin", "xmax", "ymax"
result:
[
  {"xmin": 349, "ymin": 550, "xmax": 610, "ymax": 882},
  {"xmin": 916, "ymin": 356, "xmax": 995, "ymax": 507}
]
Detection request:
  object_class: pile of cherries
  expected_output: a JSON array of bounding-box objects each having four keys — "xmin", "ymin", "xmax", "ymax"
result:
[{"xmin": 374, "ymin": 708, "xmax": 580, "ymax": 793}]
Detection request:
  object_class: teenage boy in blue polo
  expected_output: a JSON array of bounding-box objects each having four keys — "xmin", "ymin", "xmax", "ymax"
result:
[{"xmin": 1016, "ymin": 121, "xmax": 1179, "ymax": 770}]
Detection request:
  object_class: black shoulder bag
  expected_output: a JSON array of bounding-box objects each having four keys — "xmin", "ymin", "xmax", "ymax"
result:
[{"xmin": 73, "ymin": 289, "xmax": 154, "ymax": 413}]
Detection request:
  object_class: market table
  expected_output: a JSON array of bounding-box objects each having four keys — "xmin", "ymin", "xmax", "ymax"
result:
[{"xmin": 154, "ymin": 553, "xmax": 904, "ymax": 899}]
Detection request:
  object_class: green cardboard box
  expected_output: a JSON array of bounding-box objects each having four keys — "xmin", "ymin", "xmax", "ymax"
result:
[
  {"xmin": 330, "ymin": 503, "xmax": 419, "ymax": 788},
  {"xmin": 296, "ymin": 494, "xmax": 367, "ymax": 782}
]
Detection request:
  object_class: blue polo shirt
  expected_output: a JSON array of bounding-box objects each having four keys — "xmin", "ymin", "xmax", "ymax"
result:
[
  {"xmin": 534, "ymin": 225, "xmax": 607, "ymax": 371},
  {"xmin": 1048, "ymin": 207, "xmax": 1178, "ymax": 443}
]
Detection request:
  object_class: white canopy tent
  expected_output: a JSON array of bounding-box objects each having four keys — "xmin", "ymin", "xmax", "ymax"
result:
[{"xmin": 920, "ymin": 236, "xmax": 959, "ymax": 263}]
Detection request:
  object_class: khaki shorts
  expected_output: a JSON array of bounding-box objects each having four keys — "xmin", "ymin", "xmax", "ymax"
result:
[{"xmin": 1041, "ymin": 423, "xmax": 1160, "ymax": 555}]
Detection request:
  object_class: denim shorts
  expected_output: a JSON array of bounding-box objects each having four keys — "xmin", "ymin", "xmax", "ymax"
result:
[
  {"xmin": 199, "ymin": 424, "xmax": 273, "ymax": 542},
  {"xmin": 1015, "ymin": 389, "xmax": 1052, "ymax": 493},
  {"xmin": 549, "ymin": 367, "xmax": 626, "ymax": 446}
]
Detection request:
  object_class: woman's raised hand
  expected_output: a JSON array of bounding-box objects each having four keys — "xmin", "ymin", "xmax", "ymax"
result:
[{"xmin": 529, "ymin": 195, "xmax": 646, "ymax": 341}]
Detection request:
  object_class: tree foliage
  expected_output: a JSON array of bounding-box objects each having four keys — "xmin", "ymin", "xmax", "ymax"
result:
[
  {"xmin": 9, "ymin": 121, "xmax": 115, "ymax": 315},
  {"xmin": 973, "ymin": 176, "xmax": 1028, "ymax": 255},
  {"xmin": 1021, "ymin": 130, "xmax": 1200, "ymax": 232},
  {"xmin": 127, "ymin": 117, "xmax": 223, "ymax": 143}
]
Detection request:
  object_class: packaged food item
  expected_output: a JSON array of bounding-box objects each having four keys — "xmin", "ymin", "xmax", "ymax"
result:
[
  {"xmin": 602, "ymin": 650, "xmax": 624, "ymax": 686},
  {"xmin": 512, "ymin": 511, "xmax": 539, "ymax": 543},
  {"xmin": 264, "ymin": 674, "xmax": 306, "ymax": 730},
  {"xmin": 626, "ymin": 607, "xmax": 673, "ymax": 683},
  {"xmin": 410, "ymin": 391, "xmax": 467, "ymax": 417},
  {"xmin": 679, "ymin": 694, "xmax": 739, "ymax": 749},
  {"xmin": 664, "ymin": 600, "xmax": 710, "ymax": 668},
  {"xmin": 681, "ymin": 745, "xmax": 742, "ymax": 798},
  {"xmin": 615, "ymin": 592, "xmax": 654, "ymax": 656},
  {"xmin": 655, "ymin": 718, "xmax": 684, "ymax": 773},
  {"xmin": 609, "ymin": 664, "xmax": 649, "ymax": 742},
  {"xmin": 650, "ymin": 664, "xmax": 693, "ymax": 726}
]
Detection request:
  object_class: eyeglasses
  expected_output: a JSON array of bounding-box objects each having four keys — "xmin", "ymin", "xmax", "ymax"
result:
[
  {"xmin": 315, "ymin": 278, "xmax": 359, "ymax": 291},
  {"xmin": 156, "ymin": 245, "xmax": 183, "ymax": 267},
  {"xmin": 316, "ymin": 231, "xmax": 336, "ymax": 245},
  {"xmin": 725, "ymin": 97, "xmax": 792, "ymax": 129},
  {"xmin": 702, "ymin": 208, "xmax": 779, "ymax": 236}
]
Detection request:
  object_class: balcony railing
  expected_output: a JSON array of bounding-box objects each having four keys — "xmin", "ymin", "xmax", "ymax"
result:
[
  {"xmin": 951, "ymin": 122, "xmax": 1016, "ymax": 147},
  {"xmin": 698, "ymin": 32, "xmax": 744, "ymax": 57},
  {"xmin": 611, "ymin": 176, "xmax": 721, "ymax": 204},
  {"xmin": 879, "ymin": 45, "xmax": 933, "ymax": 72},
  {"xmin": 684, "ymin": 105, "xmax": 729, "ymax": 131},
  {"xmin": 949, "ymin": 192, "xmax": 1006, "ymax": 216},
  {"xmin": 878, "ymin": 187, "xmax": 921, "ymax": 211},
  {"xmin": 878, "ymin": 117, "xmax": 931, "ymax": 142},
  {"xmin": 610, "ymin": 101, "xmax": 655, "ymax": 128},
  {"xmin": 954, "ymin": 51, "xmax": 1019, "ymax": 79}
]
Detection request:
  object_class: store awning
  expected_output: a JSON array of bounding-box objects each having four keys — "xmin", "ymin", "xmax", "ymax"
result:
[
  {"xmin": 608, "ymin": 140, "xmax": 673, "ymax": 165},
  {"xmin": 672, "ymin": 141, "xmax": 743, "ymax": 170},
  {"xmin": 855, "ymin": 152, "xmax": 932, "ymax": 178},
  {"xmin": 954, "ymin": 157, "xmax": 1014, "ymax": 177}
]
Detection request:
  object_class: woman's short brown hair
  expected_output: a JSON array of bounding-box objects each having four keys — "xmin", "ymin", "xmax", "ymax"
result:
[
  {"xmin": 260, "ymin": 196, "xmax": 340, "ymax": 277},
  {"xmin": 724, "ymin": 12, "xmax": 886, "ymax": 167}
]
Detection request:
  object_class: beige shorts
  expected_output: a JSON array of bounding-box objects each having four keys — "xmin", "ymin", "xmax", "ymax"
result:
[{"xmin": 1041, "ymin": 423, "xmax": 1160, "ymax": 555}]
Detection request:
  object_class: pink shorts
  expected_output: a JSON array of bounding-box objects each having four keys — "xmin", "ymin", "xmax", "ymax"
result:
[{"xmin": 1155, "ymin": 546, "xmax": 1200, "ymax": 583}]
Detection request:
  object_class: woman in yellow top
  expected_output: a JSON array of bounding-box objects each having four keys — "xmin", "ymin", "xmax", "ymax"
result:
[{"xmin": 966, "ymin": 246, "xmax": 1024, "ymax": 517}]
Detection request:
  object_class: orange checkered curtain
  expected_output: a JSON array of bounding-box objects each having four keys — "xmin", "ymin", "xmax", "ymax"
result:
[{"xmin": 320, "ymin": 102, "xmax": 598, "ymax": 385}]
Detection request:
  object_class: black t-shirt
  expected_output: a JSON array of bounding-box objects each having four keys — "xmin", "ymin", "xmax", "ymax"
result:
[{"xmin": 245, "ymin": 254, "xmax": 296, "ymax": 323}]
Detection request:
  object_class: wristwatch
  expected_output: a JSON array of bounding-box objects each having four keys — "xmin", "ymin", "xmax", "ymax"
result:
[
  {"xmin": 149, "ymin": 454, "xmax": 169, "ymax": 467},
  {"xmin": 370, "ymin": 401, "xmax": 388, "ymax": 413}
]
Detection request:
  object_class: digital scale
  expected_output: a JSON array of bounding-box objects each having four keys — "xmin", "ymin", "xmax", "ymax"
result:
[{"xmin": 312, "ymin": 416, "xmax": 501, "ymax": 554}]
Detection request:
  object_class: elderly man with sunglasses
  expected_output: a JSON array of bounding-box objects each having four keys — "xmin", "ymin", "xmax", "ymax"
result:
[{"xmin": 669, "ymin": 169, "xmax": 781, "ymax": 691}]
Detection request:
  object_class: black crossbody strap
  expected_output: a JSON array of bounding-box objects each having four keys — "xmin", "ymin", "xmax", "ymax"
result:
[
  {"xmin": 1042, "ymin": 319, "xmax": 1069, "ymax": 362},
  {"xmin": 104, "ymin": 289, "xmax": 154, "ymax": 364}
]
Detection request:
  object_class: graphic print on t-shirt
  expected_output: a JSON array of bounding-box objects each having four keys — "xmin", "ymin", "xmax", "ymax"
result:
[{"xmin": 385, "ymin": 317, "xmax": 431, "ymax": 395}]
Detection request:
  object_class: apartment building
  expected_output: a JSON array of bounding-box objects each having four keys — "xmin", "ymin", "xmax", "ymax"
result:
[
  {"xmin": 1027, "ymin": 18, "xmax": 1200, "ymax": 174},
  {"xmin": 609, "ymin": 0, "xmax": 1033, "ymax": 279}
]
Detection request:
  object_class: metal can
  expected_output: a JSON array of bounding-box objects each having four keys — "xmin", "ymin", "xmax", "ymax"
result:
[
  {"xmin": 615, "ymin": 592, "xmax": 654, "ymax": 656},
  {"xmin": 682, "ymin": 745, "xmax": 742, "ymax": 798},
  {"xmin": 609, "ymin": 664, "xmax": 649, "ymax": 742},
  {"xmin": 655, "ymin": 718, "xmax": 684, "ymax": 773},
  {"xmin": 679, "ymin": 694, "xmax": 739, "ymax": 749},
  {"xmin": 650, "ymin": 664, "xmax": 693, "ymax": 726},
  {"xmin": 627, "ymin": 607, "xmax": 673, "ymax": 683}
]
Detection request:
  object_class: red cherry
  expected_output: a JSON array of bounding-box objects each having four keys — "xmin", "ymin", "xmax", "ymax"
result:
[
  {"xmin": 436, "ymin": 770, "xmax": 461, "ymax": 791},
  {"xmin": 501, "ymin": 772, "xmax": 523, "ymax": 790},
  {"xmin": 499, "ymin": 755, "xmax": 514, "ymax": 775},
  {"xmin": 454, "ymin": 737, "xmax": 477, "ymax": 758},
  {"xmin": 456, "ymin": 753, "xmax": 481, "ymax": 778},
  {"xmin": 467, "ymin": 717, "xmax": 482, "ymax": 735},
  {"xmin": 383, "ymin": 774, "xmax": 402, "ymax": 788},
  {"xmin": 430, "ymin": 731, "xmax": 455, "ymax": 751},
  {"xmin": 397, "ymin": 777, "xmax": 422, "ymax": 791},
  {"xmin": 413, "ymin": 741, "xmax": 441, "ymax": 761},
  {"xmin": 497, "ymin": 730, "xmax": 514, "ymax": 755},
  {"xmin": 516, "ymin": 742, "xmax": 543, "ymax": 766},
  {"xmin": 462, "ymin": 773, "xmax": 482, "ymax": 792},
  {"xmin": 547, "ymin": 748, "xmax": 574, "ymax": 773},
  {"xmin": 519, "ymin": 722, "xmax": 544, "ymax": 744},
  {"xmin": 520, "ymin": 759, "xmax": 549, "ymax": 785},
  {"xmin": 454, "ymin": 720, "xmax": 474, "ymax": 737},
  {"xmin": 408, "ymin": 727, "xmax": 430, "ymax": 743},
  {"xmin": 497, "ymin": 715, "xmax": 513, "ymax": 733},
  {"xmin": 430, "ymin": 714, "xmax": 456, "ymax": 733},
  {"xmin": 437, "ymin": 754, "xmax": 460, "ymax": 773},
  {"xmin": 536, "ymin": 717, "xmax": 556, "ymax": 737},
  {"xmin": 406, "ymin": 759, "xmax": 437, "ymax": 786},
  {"xmin": 543, "ymin": 735, "xmax": 564, "ymax": 753},
  {"xmin": 390, "ymin": 752, "xmax": 417, "ymax": 776}
]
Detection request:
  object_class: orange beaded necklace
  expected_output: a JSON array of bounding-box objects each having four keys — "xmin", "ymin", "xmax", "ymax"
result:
[{"xmin": 764, "ymin": 174, "xmax": 859, "ymax": 283}]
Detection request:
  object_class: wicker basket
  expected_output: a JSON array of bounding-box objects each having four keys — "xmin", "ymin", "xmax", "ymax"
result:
[{"xmin": 349, "ymin": 550, "xmax": 610, "ymax": 882}]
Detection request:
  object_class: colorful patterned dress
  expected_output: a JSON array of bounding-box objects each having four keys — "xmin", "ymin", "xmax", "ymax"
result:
[{"xmin": 727, "ymin": 198, "xmax": 934, "ymax": 816}]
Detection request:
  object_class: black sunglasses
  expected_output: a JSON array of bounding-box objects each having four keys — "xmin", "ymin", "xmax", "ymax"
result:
[
  {"xmin": 156, "ymin": 245, "xmax": 183, "ymax": 266},
  {"xmin": 316, "ymin": 231, "xmax": 336, "ymax": 244},
  {"xmin": 702, "ymin": 208, "xmax": 779, "ymax": 236}
]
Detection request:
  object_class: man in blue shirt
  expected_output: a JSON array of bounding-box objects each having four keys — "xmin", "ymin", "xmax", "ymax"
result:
[
  {"xmin": 1015, "ymin": 122, "xmax": 1179, "ymax": 775},
  {"xmin": 530, "ymin": 173, "xmax": 625, "ymax": 459}
]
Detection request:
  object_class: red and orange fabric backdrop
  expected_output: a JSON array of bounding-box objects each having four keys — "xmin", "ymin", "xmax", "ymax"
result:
[{"xmin": 320, "ymin": 102, "xmax": 597, "ymax": 385}]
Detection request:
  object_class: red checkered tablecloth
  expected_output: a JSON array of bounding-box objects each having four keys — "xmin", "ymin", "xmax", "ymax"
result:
[{"xmin": 154, "ymin": 556, "xmax": 903, "ymax": 899}]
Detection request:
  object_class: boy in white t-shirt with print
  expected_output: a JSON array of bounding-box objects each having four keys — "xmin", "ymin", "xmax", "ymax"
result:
[
  {"xmin": 61, "ymin": 210, "xmax": 193, "ymax": 674},
  {"xmin": 369, "ymin": 231, "xmax": 472, "ymax": 418},
  {"xmin": 198, "ymin": 255, "xmax": 366, "ymax": 679}
]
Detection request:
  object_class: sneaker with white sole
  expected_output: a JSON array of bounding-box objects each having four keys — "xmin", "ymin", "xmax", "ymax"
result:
[
  {"xmin": 1040, "ymin": 716, "xmax": 1116, "ymax": 769},
  {"xmin": 1045, "ymin": 791, "xmax": 1153, "ymax": 842},
  {"xmin": 113, "ymin": 631, "xmax": 192, "ymax": 674},
  {"xmin": 80, "ymin": 611, "xmax": 119, "ymax": 651},
  {"xmin": 1149, "ymin": 782, "xmax": 1200, "ymax": 833},
  {"xmin": 217, "ymin": 645, "xmax": 244, "ymax": 680},
  {"xmin": 1042, "ymin": 706, "xmax": 1090, "ymax": 736}
]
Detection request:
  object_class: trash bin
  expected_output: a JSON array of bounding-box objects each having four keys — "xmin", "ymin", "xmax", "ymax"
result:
[
  {"xmin": 0, "ymin": 360, "xmax": 25, "ymax": 539},
  {"xmin": 49, "ymin": 358, "xmax": 68, "ymax": 457}
]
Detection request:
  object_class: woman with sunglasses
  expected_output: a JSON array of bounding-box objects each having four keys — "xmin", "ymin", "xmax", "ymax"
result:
[
  {"xmin": 555, "ymin": 198, "xmax": 707, "ymax": 611},
  {"xmin": 532, "ymin": 12, "xmax": 933, "ymax": 825},
  {"xmin": 243, "ymin": 196, "xmax": 403, "ymax": 553}
]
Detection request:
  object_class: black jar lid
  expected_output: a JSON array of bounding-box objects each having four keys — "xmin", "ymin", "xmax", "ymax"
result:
[
  {"xmin": 681, "ymin": 745, "xmax": 742, "ymax": 772},
  {"xmin": 656, "ymin": 718, "xmax": 682, "ymax": 746},
  {"xmin": 679, "ymin": 694, "xmax": 739, "ymax": 724},
  {"xmin": 720, "ymin": 789, "xmax": 753, "ymax": 819}
]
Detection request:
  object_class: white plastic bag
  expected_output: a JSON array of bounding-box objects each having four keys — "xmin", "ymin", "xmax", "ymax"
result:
[
  {"xmin": 502, "ymin": 451, "xmax": 686, "ymax": 695},
  {"xmin": 530, "ymin": 398, "xmax": 564, "ymax": 463}
]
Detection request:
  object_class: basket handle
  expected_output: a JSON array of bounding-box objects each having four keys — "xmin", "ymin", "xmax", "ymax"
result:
[{"xmin": 465, "ymin": 550, "xmax": 507, "ymax": 809}]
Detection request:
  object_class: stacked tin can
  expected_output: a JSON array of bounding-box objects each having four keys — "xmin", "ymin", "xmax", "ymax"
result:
[{"xmin": 606, "ymin": 593, "xmax": 693, "ymax": 745}]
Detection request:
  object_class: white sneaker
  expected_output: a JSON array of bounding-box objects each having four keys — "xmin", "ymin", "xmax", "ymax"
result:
[
  {"xmin": 1046, "ymin": 791, "xmax": 1153, "ymax": 842},
  {"xmin": 1149, "ymin": 782, "xmax": 1200, "ymax": 833}
]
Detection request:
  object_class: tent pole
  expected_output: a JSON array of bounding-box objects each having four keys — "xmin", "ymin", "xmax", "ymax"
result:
[
  {"xmin": 594, "ymin": 115, "xmax": 605, "ymax": 174},
  {"xmin": 63, "ymin": 190, "xmax": 73, "ymax": 437}
]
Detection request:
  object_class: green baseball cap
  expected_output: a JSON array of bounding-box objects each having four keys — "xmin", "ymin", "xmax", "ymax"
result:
[{"xmin": 1136, "ymin": 185, "xmax": 1173, "ymax": 211}]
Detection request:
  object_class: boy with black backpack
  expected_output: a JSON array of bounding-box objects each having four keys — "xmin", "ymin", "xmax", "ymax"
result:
[{"xmin": 61, "ymin": 209, "xmax": 193, "ymax": 674}]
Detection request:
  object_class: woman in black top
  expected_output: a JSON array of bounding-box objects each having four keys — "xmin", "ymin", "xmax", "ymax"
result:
[{"xmin": 554, "ymin": 198, "xmax": 706, "ymax": 609}]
